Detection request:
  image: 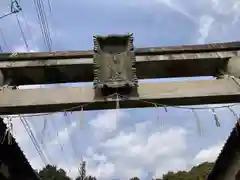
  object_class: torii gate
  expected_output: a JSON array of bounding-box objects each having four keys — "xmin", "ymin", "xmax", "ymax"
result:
[
  {"xmin": 0, "ymin": 36, "xmax": 239, "ymax": 115},
  {"xmin": 0, "ymin": 34, "xmax": 240, "ymax": 180}
]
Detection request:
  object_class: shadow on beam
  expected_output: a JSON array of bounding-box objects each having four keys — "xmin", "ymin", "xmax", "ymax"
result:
[{"xmin": 0, "ymin": 41, "xmax": 239, "ymax": 85}]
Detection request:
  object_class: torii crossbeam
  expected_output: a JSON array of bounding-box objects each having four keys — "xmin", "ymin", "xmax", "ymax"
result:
[
  {"xmin": 0, "ymin": 41, "xmax": 239, "ymax": 86},
  {"xmin": 0, "ymin": 78, "xmax": 239, "ymax": 115},
  {"xmin": 0, "ymin": 36, "xmax": 240, "ymax": 115}
]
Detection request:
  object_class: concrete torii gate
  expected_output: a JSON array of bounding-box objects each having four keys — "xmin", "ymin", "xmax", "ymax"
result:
[
  {"xmin": 0, "ymin": 37, "xmax": 239, "ymax": 115},
  {"xmin": 0, "ymin": 34, "xmax": 240, "ymax": 180}
]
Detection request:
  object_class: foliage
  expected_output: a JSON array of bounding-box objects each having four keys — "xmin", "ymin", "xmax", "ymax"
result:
[
  {"xmin": 75, "ymin": 175, "xmax": 97, "ymax": 180},
  {"xmin": 161, "ymin": 162, "xmax": 214, "ymax": 180},
  {"xmin": 130, "ymin": 177, "xmax": 140, "ymax": 180},
  {"xmin": 37, "ymin": 162, "xmax": 214, "ymax": 180},
  {"xmin": 37, "ymin": 165, "xmax": 71, "ymax": 180}
]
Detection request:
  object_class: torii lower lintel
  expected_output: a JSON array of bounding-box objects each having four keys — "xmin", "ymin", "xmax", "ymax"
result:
[{"xmin": 0, "ymin": 79, "xmax": 240, "ymax": 115}]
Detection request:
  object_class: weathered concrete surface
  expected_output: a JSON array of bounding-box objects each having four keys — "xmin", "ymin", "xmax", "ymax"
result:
[
  {"xmin": 1, "ymin": 41, "xmax": 240, "ymax": 60},
  {"xmin": 1, "ymin": 50, "xmax": 239, "ymax": 85},
  {"xmin": 0, "ymin": 41, "xmax": 240, "ymax": 85},
  {"xmin": 0, "ymin": 79, "xmax": 240, "ymax": 115},
  {"xmin": 226, "ymin": 57, "xmax": 240, "ymax": 78}
]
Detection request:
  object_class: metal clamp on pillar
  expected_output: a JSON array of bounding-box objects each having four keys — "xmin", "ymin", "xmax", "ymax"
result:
[{"xmin": 93, "ymin": 33, "xmax": 138, "ymax": 98}]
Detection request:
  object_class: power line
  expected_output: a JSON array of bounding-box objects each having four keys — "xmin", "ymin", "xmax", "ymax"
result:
[
  {"xmin": 15, "ymin": 14, "xmax": 29, "ymax": 51},
  {"xmin": 1, "ymin": 0, "xmax": 30, "ymax": 52},
  {"xmin": 63, "ymin": 114, "xmax": 82, "ymax": 174},
  {"xmin": 0, "ymin": 28, "xmax": 9, "ymax": 51},
  {"xmin": 28, "ymin": 117, "xmax": 53, "ymax": 164},
  {"xmin": 20, "ymin": 116, "xmax": 48, "ymax": 166},
  {"xmin": 37, "ymin": 0, "xmax": 52, "ymax": 47},
  {"xmin": 32, "ymin": 0, "xmax": 52, "ymax": 51},
  {"xmin": 48, "ymin": 116, "xmax": 70, "ymax": 165},
  {"xmin": 0, "ymin": 0, "xmax": 22, "ymax": 52},
  {"xmin": 47, "ymin": 0, "xmax": 52, "ymax": 16},
  {"xmin": 33, "ymin": 0, "xmax": 48, "ymax": 49},
  {"xmin": 40, "ymin": 0, "xmax": 52, "ymax": 46},
  {"xmin": 17, "ymin": 2, "xmax": 38, "ymax": 51}
]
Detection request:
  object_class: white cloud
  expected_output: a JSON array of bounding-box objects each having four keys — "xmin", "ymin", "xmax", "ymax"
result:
[
  {"xmin": 29, "ymin": 156, "xmax": 45, "ymax": 170},
  {"xmin": 197, "ymin": 15, "xmax": 215, "ymax": 44},
  {"xmin": 98, "ymin": 121, "xmax": 188, "ymax": 179},
  {"xmin": 89, "ymin": 110, "xmax": 129, "ymax": 139},
  {"xmin": 5, "ymin": 117, "xmax": 28, "ymax": 143},
  {"xmin": 46, "ymin": 117, "xmax": 77, "ymax": 147},
  {"xmin": 48, "ymin": 119, "xmax": 189, "ymax": 180},
  {"xmin": 90, "ymin": 162, "xmax": 115, "ymax": 179},
  {"xmin": 195, "ymin": 0, "xmax": 240, "ymax": 44},
  {"xmin": 12, "ymin": 44, "xmax": 39, "ymax": 52},
  {"xmin": 155, "ymin": 0, "xmax": 196, "ymax": 22},
  {"xmin": 86, "ymin": 147, "xmax": 107, "ymax": 162},
  {"xmin": 210, "ymin": 0, "xmax": 240, "ymax": 17},
  {"xmin": 154, "ymin": 158, "xmax": 188, "ymax": 178},
  {"xmin": 194, "ymin": 142, "xmax": 224, "ymax": 165},
  {"xmin": 232, "ymin": 2, "xmax": 240, "ymax": 24}
]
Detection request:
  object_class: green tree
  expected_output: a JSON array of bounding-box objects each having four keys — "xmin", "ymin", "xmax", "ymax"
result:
[
  {"xmin": 130, "ymin": 177, "xmax": 140, "ymax": 180},
  {"xmin": 189, "ymin": 162, "xmax": 214, "ymax": 179},
  {"xmin": 161, "ymin": 162, "xmax": 214, "ymax": 180},
  {"xmin": 38, "ymin": 164, "xmax": 71, "ymax": 180},
  {"xmin": 75, "ymin": 175, "xmax": 97, "ymax": 180}
]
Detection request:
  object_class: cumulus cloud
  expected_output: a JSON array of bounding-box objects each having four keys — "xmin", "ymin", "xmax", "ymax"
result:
[
  {"xmin": 197, "ymin": 15, "xmax": 215, "ymax": 44},
  {"xmin": 89, "ymin": 110, "xmax": 124, "ymax": 132},
  {"xmin": 194, "ymin": 142, "xmax": 224, "ymax": 165},
  {"xmin": 196, "ymin": 0, "xmax": 240, "ymax": 43},
  {"xmin": 93, "ymin": 121, "xmax": 189, "ymax": 179},
  {"xmin": 89, "ymin": 110, "xmax": 129, "ymax": 139}
]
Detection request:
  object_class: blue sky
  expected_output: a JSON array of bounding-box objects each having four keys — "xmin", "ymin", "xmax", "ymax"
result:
[{"xmin": 1, "ymin": 0, "xmax": 240, "ymax": 179}]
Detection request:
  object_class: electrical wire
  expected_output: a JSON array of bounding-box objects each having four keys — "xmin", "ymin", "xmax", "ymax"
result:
[
  {"xmin": 47, "ymin": 0, "xmax": 52, "ymax": 16},
  {"xmin": 17, "ymin": 4, "xmax": 38, "ymax": 51},
  {"xmin": 0, "ymin": 28, "xmax": 8, "ymax": 51},
  {"xmin": 32, "ymin": 0, "xmax": 52, "ymax": 51},
  {"xmin": 38, "ymin": 0, "xmax": 52, "ymax": 47},
  {"xmin": 63, "ymin": 114, "xmax": 82, "ymax": 174},
  {"xmin": 20, "ymin": 116, "xmax": 48, "ymax": 166},
  {"xmin": 48, "ymin": 115, "xmax": 70, "ymax": 167},
  {"xmin": 0, "ymin": 12, "xmax": 14, "ymax": 20},
  {"xmin": 33, "ymin": 0, "xmax": 49, "ymax": 50},
  {"xmin": 28, "ymin": 116, "xmax": 53, "ymax": 163},
  {"xmin": 15, "ymin": 14, "xmax": 29, "ymax": 52}
]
